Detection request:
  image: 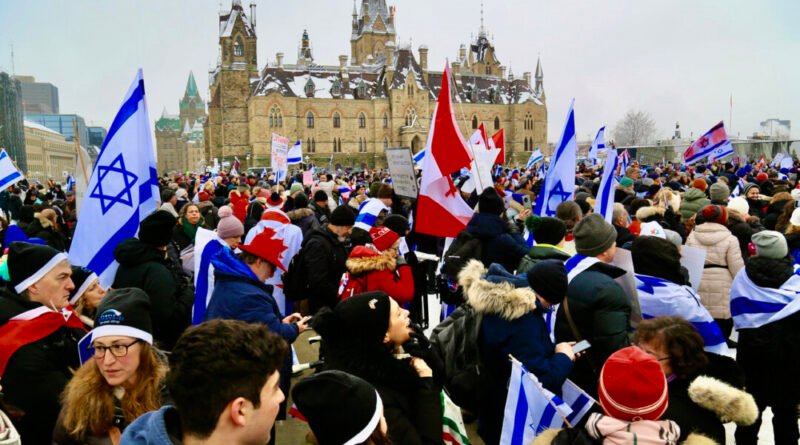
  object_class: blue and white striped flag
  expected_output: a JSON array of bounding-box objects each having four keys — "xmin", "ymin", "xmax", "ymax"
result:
[
  {"xmin": 729, "ymin": 183, "xmax": 741, "ymax": 200},
  {"xmin": 534, "ymin": 100, "xmax": 577, "ymax": 217},
  {"xmin": 596, "ymin": 148, "xmax": 619, "ymax": 223},
  {"xmin": 588, "ymin": 126, "xmax": 605, "ymax": 166},
  {"xmin": 192, "ymin": 228, "xmax": 226, "ymax": 325},
  {"xmin": 413, "ymin": 147, "xmax": 426, "ymax": 165},
  {"xmin": 526, "ymin": 148, "xmax": 544, "ymax": 170},
  {"xmin": 501, "ymin": 360, "xmax": 593, "ymax": 444},
  {"xmin": 0, "ymin": 148, "xmax": 24, "ymax": 192},
  {"xmin": 288, "ymin": 140, "xmax": 302, "ymax": 164},
  {"xmin": 537, "ymin": 161, "xmax": 546, "ymax": 179},
  {"xmin": 618, "ymin": 149, "xmax": 630, "ymax": 175},
  {"xmin": 730, "ymin": 268, "xmax": 800, "ymax": 329},
  {"xmin": 66, "ymin": 174, "xmax": 76, "ymax": 192},
  {"xmin": 636, "ymin": 274, "xmax": 728, "ymax": 355},
  {"xmin": 69, "ymin": 69, "xmax": 159, "ymax": 286},
  {"xmin": 354, "ymin": 198, "xmax": 390, "ymax": 231}
]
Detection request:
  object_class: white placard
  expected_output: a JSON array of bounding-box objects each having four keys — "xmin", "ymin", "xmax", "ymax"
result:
[
  {"xmin": 271, "ymin": 133, "xmax": 289, "ymax": 182},
  {"xmin": 679, "ymin": 245, "xmax": 707, "ymax": 292},
  {"xmin": 385, "ymin": 147, "xmax": 419, "ymax": 198},
  {"xmin": 610, "ymin": 248, "xmax": 643, "ymax": 326}
]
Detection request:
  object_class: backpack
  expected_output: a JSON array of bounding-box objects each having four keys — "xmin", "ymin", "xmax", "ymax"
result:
[
  {"xmin": 430, "ymin": 303, "xmax": 484, "ymax": 412},
  {"xmin": 443, "ymin": 230, "xmax": 483, "ymax": 279},
  {"xmin": 283, "ymin": 231, "xmax": 322, "ymax": 302},
  {"xmin": 516, "ymin": 254, "xmax": 538, "ymax": 274}
]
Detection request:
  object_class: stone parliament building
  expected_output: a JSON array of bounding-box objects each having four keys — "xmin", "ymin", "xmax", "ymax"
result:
[{"xmin": 205, "ymin": 0, "xmax": 547, "ymax": 169}]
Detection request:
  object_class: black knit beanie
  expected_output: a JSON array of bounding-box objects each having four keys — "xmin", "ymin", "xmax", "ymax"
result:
[
  {"xmin": 631, "ymin": 236, "xmax": 684, "ymax": 284},
  {"xmin": 138, "ymin": 210, "xmax": 176, "ymax": 246},
  {"xmin": 478, "ymin": 187, "xmax": 504, "ymax": 215},
  {"xmin": 314, "ymin": 292, "xmax": 391, "ymax": 347},
  {"xmin": 526, "ymin": 260, "xmax": 568, "ymax": 304},
  {"xmin": 92, "ymin": 288, "xmax": 153, "ymax": 344},
  {"xmin": 8, "ymin": 242, "xmax": 68, "ymax": 294},
  {"xmin": 330, "ymin": 205, "xmax": 356, "ymax": 226},
  {"xmin": 525, "ymin": 215, "xmax": 567, "ymax": 245}
]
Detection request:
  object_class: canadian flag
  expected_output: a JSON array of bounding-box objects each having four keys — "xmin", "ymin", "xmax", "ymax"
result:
[
  {"xmin": 415, "ymin": 65, "xmax": 475, "ymax": 238},
  {"xmin": 492, "ymin": 129, "xmax": 505, "ymax": 164}
]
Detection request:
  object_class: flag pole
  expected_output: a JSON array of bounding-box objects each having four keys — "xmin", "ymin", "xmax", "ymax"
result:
[
  {"xmin": 445, "ymin": 59, "xmax": 485, "ymax": 189},
  {"xmin": 72, "ymin": 118, "xmax": 90, "ymax": 186},
  {"xmin": 508, "ymin": 354, "xmax": 573, "ymax": 428}
]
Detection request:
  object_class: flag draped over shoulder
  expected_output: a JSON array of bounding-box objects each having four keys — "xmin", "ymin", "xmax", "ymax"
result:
[
  {"xmin": 355, "ymin": 198, "xmax": 390, "ymax": 232},
  {"xmin": 534, "ymin": 100, "xmax": 577, "ymax": 217},
  {"xmin": 730, "ymin": 269, "xmax": 800, "ymax": 329},
  {"xmin": 69, "ymin": 69, "xmax": 159, "ymax": 287},
  {"xmin": 500, "ymin": 360, "xmax": 594, "ymax": 444},
  {"xmin": 415, "ymin": 64, "xmax": 475, "ymax": 238},
  {"xmin": 192, "ymin": 228, "xmax": 226, "ymax": 325},
  {"xmin": 683, "ymin": 122, "xmax": 733, "ymax": 165},
  {"xmin": 0, "ymin": 148, "xmax": 24, "ymax": 192},
  {"xmin": 596, "ymin": 148, "xmax": 618, "ymax": 223},
  {"xmin": 635, "ymin": 274, "xmax": 728, "ymax": 354}
]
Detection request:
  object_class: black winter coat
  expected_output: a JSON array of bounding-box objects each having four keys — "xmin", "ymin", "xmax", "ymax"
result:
[
  {"xmin": 554, "ymin": 262, "xmax": 631, "ymax": 397},
  {"xmin": 24, "ymin": 218, "xmax": 69, "ymax": 251},
  {"xmin": 762, "ymin": 199, "xmax": 790, "ymax": 231},
  {"xmin": 726, "ymin": 211, "xmax": 763, "ymax": 261},
  {"xmin": 465, "ymin": 213, "xmax": 529, "ymax": 272},
  {"xmin": 0, "ymin": 287, "xmax": 85, "ymax": 444},
  {"xmin": 302, "ymin": 227, "xmax": 348, "ymax": 313},
  {"xmin": 112, "ymin": 238, "xmax": 194, "ymax": 350}
]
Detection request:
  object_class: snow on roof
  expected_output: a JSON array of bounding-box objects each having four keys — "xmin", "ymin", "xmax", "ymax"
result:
[
  {"xmin": 219, "ymin": 4, "xmax": 254, "ymax": 38},
  {"xmin": 23, "ymin": 120, "xmax": 62, "ymax": 136}
]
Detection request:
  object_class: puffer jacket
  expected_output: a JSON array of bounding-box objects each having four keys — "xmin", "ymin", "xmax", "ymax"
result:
[
  {"xmin": 459, "ymin": 260, "xmax": 573, "ymax": 445},
  {"xmin": 685, "ymin": 223, "xmax": 744, "ymax": 319},
  {"xmin": 465, "ymin": 212, "xmax": 529, "ymax": 272},
  {"xmin": 339, "ymin": 246, "xmax": 414, "ymax": 304},
  {"xmin": 680, "ymin": 187, "xmax": 710, "ymax": 222}
]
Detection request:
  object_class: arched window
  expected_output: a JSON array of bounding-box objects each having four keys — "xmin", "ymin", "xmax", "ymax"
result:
[
  {"xmin": 408, "ymin": 84, "xmax": 414, "ymax": 97},
  {"xmin": 333, "ymin": 138, "xmax": 342, "ymax": 153},
  {"xmin": 405, "ymin": 108, "xmax": 417, "ymax": 127},
  {"xmin": 306, "ymin": 112, "xmax": 315, "ymax": 128},
  {"xmin": 358, "ymin": 113, "xmax": 366, "ymax": 129},
  {"xmin": 304, "ymin": 78, "xmax": 315, "ymax": 98},
  {"xmin": 524, "ymin": 138, "xmax": 529, "ymax": 151},
  {"xmin": 269, "ymin": 106, "xmax": 283, "ymax": 128},
  {"xmin": 471, "ymin": 115, "xmax": 478, "ymax": 129},
  {"xmin": 333, "ymin": 112, "xmax": 341, "ymax": 128},
  {"xmin": 233, "ymin": 37, "xmax": 244, "ymax": 56},
  {"xmin": 331, "ymin": 79, "xmax": 342, "ymax": 98},
  {"xmin": 357, "ymin": 80, "xmax": 367, "ymax": 99},
  {"xmin": 307, "ymin": 138, "xmax": 312, "ymax": 152},
  {"xmin": 494, "ymin": 116, "xmax": 501, "ymax": 130},
  {"xmin": 311, "ymin": 138, "xmax": 316, "ymax": 152},
  {"xmin": 384, "ymin": 138, "xmax": 389, "ymax": 149},
  {"xmin": 383, "ymin": 113, "xmax": 388, "ymax": 128}
]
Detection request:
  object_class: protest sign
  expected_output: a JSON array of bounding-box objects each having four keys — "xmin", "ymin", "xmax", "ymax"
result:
[
  {"xmin": 271, "ymin": 133, "xmax": 289, "ymax": 182},
  {"xmin": 385, "ymin": 147, "xmax": 418, "ymax": 198}
]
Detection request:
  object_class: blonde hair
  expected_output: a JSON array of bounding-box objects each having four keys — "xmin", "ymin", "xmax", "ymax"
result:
[{"xmin": 61, "ymin": 343, "xmax": 167, "ymax": 440}]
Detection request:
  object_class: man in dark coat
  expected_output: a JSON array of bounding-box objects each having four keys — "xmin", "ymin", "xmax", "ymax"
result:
[
  {"xmin": 112, "ymin": 210, "xmax": 193, "ymax": 350},
  {"xmin": 303, "ymin": 206, "xmax": 355, "ymax": 313},
  {"xmin": 555, "ymin": 214, "xmax": 632, "ymax": 397},
  {"xmin": 0, "ymin": 242, "xmax": 86, "ymax": 444},
  {"xmin": 465, "ymin": 187, "xmax": 529, "ymax": 272}
]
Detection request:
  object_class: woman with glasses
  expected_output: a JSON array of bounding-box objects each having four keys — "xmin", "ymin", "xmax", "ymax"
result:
[
  {"xmin": 54, "ymin": 289, "xmax": 167, "ymax": 445},
  {"xmin": 633, "ymin": 317, "xmax": 757, "ymax": 445}
]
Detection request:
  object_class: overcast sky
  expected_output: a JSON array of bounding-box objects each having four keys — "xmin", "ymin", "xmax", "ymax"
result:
[{"xmin": 1, "ymin": 0, "xmax": 798, "ymax": 144}]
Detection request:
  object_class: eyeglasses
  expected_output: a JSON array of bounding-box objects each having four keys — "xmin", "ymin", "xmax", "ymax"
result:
[
  {"xmin": 92, "ymin": 339, "xmax": 140, "ymax": 359},
  {"xmin": 636, "ymin": 344, "xmax": 671, "ymax": 362}
]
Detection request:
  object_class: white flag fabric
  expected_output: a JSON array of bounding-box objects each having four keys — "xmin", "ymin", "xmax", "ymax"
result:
[
  {"xmin": 354, "ymin": 198, "xmax": 390, "ymax": 232},
  {"xmin": 288, "ymin": 140, "xmax": 303, "ymax": 165},
  {"xmin": 596, "ymin": 148, "xmax": 618, "ymax": 223},
  {"xmin": 69, "ymin": 69, "xmax": 159, "ymax": 286},
  {"xmin": 468, "ymin": 129, "xmax": 500, "ymax": 193},
  {"xmin": 501, "ymin": 361, "xmax": 594, "ymax": 444},
  {"xmin": 534, "ymin": 100, "xmax": 576, "ymax": 217},
  {"xmin": 526, "ymin": 149, "xmax": 544, "ymax": 171},
  {"xmin": 635, "ymin": 274, "xmax": 728, "ymax": 354},
  {"xmin": 730, "ymin": 268, "xmax": 800, "ymax": 329},
  {"xmin": 588, "ymin": 126, "xmax": 605, "ymax": 165},
  {"xmin": 192, "ymin": 228, "xmax": 227, "ymax": 325},
  {"xmin": 0, "ymin": 149, "xmax": 24, "ymax": 193}
]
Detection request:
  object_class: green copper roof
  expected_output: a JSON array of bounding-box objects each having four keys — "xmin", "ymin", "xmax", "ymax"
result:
[
  {"xmin": 155, "ymin": 116, "xmax": 181, "ymax": 131},
  {"xmin": 185, "ymin": 71, "xmax": 198, "ymax": 98}
]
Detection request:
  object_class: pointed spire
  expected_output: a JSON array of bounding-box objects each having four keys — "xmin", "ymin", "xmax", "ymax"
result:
[
  {"xmin": 479, "ymin": 1, "xmax": 486, "ymax": 37},
  {"xmin": 535, "ymin": 55, "xmax": 543, "ymax": 80},
  {"xmin": 185, "ymin": 71, "xmax": 199, "ymax": 98},
  {"xmin": 161, "ymin": 106, "xmax": 168, "ymax": 119}
]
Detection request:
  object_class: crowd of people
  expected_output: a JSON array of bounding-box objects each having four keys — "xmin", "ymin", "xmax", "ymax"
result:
[{"xmin": 0, "ymin": 157, "xmax": 798, "ymax": 445}]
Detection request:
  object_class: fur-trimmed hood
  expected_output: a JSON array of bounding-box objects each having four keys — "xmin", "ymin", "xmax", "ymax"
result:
[
  {"xmin": 458, "ymin": 260, "xmax": 537, "ymax": 321},
  {"xmin": 636, "ymin": 205, "xmax": 665, "ymax": 222},
  {"xmin": 688, "ymin": 375, "xmax": 758, "ymax": 426},
  {"xmin": 346, "ymin": 246, "xmax": 396, "ymax": 273},
  {"xmin": 286, "ymin": 207, "xmax": 314, "ymax": 222}
]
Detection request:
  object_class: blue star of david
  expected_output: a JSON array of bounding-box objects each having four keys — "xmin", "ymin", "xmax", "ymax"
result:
[
  {"xmin": 89, "ymin": 154, "xmax": 138, "ymax": 214},
  {"xmin": 544, "ymin": 181, "xmax": 572, "ymax": 216}
]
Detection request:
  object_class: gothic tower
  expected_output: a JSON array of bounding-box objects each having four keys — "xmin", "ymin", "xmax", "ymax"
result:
[
  {"xmin": 179, "ymin": 71, "xmax": 205, "ymax": 128},
  {"xmin": 350, "ymin": 0, "xmax": 396, "ymax": 65},
  {"xmin": 206, "ymin": 0, "xmax": 257, "ymax": 163}
]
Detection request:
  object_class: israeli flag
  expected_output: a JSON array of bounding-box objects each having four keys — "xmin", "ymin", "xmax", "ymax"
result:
[
  {"xmin": 0, "ymin": 148, "xmax": 24, "ymax": 192},
  {"xmin": 526, "ymin": 148, "xmax": 544, "ymax": 171},
  {"xmin": 354, "ymin": 198, "xmax": 390, "ymax": 231},
  {"xmin": 69, "ymin": 69, "xmax": 159, "ymax": 287},
  {"xmin": 618, "ymin": 149, "xmax": 630, "ymax": 175},
  {"xmin": 636, "ymin": 274, "xmax": 728, "ymax": 355},
  {"xmin": 537, "ymin": 161, "xmax": 546, "ymax": 179},
  {"xmin": 596, "ymin": 148, "xmax": 619, "ymax": 223},
  {"xmin": 588, "ymin": 126, "xmax": 605, "ymax": 166},
  {"xmin": 66, "ymin": 175, "xmax": 76, "ymax": 192},
  {"xmin": 534, "ymin": 100, "xmax": 576, "ymax": 217},
  {"xmin": 501, "ymin": 360, "xmax": 593, "ymax": 444},
  {"xmin": 413, "ymin": 148, "xmax": 426, "ymax": 165},
  {"xmin": 192, "ymin": 228, "xmax": 226, "ymax": 325},
  {"xmin": 730, "ymin": 268, "xmax": 800, "ymax": 329},
  {"xmin": 288, "ymin": 140, "xmax": 302, "ymax": 165}
]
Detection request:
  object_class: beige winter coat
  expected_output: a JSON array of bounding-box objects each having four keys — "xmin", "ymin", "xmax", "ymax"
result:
[{"xmin": 685, "ymin": 222, "xmax": 744, "ymax": 319}]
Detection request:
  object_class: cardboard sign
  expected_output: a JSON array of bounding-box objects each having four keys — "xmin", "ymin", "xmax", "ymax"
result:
[
  {"xmin": 610, "ymin": 248, "xmax": 643, "ymax": 327},
  {"xmin": 679, "ymin": 245, "xmax": 707, "ymax": 292},
  {"xmin": 302, "ymin": 170, "xmax": 313, "ymax": 186},
  {"xmin": 271, "ymin": 133, "xmax": 289, "ymax": 182},
  {"xmin": 385, "ymin": 147, "xmax": 419, "ymax": 198}
]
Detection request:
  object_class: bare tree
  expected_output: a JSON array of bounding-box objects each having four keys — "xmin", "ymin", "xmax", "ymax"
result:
[{"xmin": 613, "ymin": 110, "xmax": 657, "ymax": 146}]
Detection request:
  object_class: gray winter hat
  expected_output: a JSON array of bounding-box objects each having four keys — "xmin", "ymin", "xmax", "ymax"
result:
[
  {"xmin": 752, "ymin": 230, "xmax": 788, "ymax": 259},
  {"xmin": 574, "ymin": 214, "xmax": 617, "ymax": 257}
]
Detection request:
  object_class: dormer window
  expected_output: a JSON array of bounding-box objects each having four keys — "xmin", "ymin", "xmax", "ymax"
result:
[
  {"xmin": 233, "ymin": 37, "xmax": 243, "ymax": 56},
  {"xmin": 356, "ymin": 80, "xmax": 367, "ymax": 99},
  {"xmin": 331, "ymin": 79, "xmax": 342, "ymax": 98},
  {"xmin": 304, "ymin": 78, "xmax": 315, "ymax": 98}
]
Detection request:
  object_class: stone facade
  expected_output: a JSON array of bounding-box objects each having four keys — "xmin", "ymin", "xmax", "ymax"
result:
[
  {"xmin": 155, "ymin": 72, "xmax": 207, "ymax": 173},
  {"xmin": 23, "ymin": 120, "xmax": 77, "ymax": 182},
  {"xmin": 206, "ymin": 0, "xmax": 547, "ymax": 169}
]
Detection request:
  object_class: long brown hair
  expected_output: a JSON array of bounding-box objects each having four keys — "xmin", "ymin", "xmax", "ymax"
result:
[{"xmin": 61, "ymin": 342, "xmax": 167, "ymax": 439}]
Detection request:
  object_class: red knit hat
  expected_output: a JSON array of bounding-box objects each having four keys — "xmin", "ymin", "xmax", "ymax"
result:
[
  {"xmin": 598, "ymin": 346, "xmax": 668, "ymax": 421},
  {"xmin": 699, "ymin": 204, "xmax": 728, "ymax": 225},
  {"xmin": 691, "ymin": 178, "xmax": 708, "ymax": 192},
  {"xmin": 238, "ymin": 227, "xmax": 288, "ymax": 272},
  {"xmin": 369, "ymin": 226, "xmax": 400, "ymax": 252},
  {"xmin": 756, "ymin": 172, "xmax": 768, "ymax": 182}
]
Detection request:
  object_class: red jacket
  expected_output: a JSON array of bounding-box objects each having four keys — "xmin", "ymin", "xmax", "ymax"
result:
[
  {"xmin": 338, "ymin": 246, "xmax": 415, "ymax": 304},
  {"xmin": 230, "ymin": 192, "xmax": 250, "ymax": 223}
]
